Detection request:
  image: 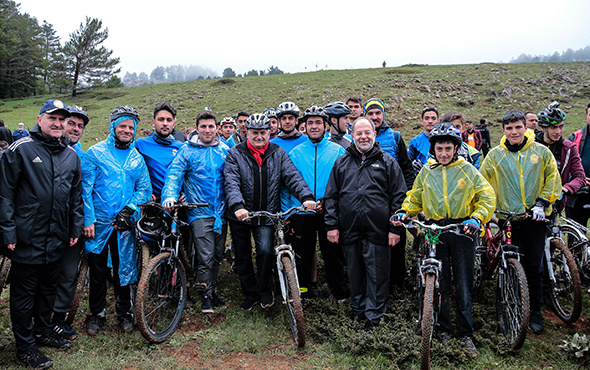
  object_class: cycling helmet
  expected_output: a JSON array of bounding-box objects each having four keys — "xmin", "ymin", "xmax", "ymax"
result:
[
  {"xmin": 67, "ymin": 105, "xmax": 89, "ymax": 125},
  {"xmin": 220, "ymin": 116, "xmax": 238, "ymax": 129},
  {"xmin": 324, "ymin": 101, "xmax": 353, "ymax": 118},
  {"xmin": 537, "ymin": 101, "xmax": 566, "ymax": 127},
  {"xmin": 276, "ymin": 102, "xmax": 300, "ymax": 119},
  {"xmin": 428, "ymin": 122, "xmax": 462, "ymax": 146},
  {"xmin": 263, "ymin": 108, "xmax": 277, "ymax": 119},
  {"xmin": 136, "ymin": 203, "xmax": 172, "ymax": 241},
  {"xmin": 110, "ymin": 105, "xmax": 140, "ymax": 123},
  {"xmin": 301, "ymin": 106, "xmax": 329, "ymax": 123},
  {"xmin": 246, "ymin": 113, "xmax": 271, "ymax": 130}
]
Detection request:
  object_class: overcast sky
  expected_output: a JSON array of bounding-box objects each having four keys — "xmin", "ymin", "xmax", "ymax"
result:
[{"xmin": 18, "ymin": 0, "xmax": 590, "ymax": 76}]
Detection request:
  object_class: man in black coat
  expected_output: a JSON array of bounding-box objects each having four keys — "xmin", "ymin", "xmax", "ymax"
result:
[
  {"xmin": 0, "ymin": 99, "xmax": 83, "ymax": 368},
  {"xmin": 324, "ymin": 117, "xmax": 407, "ymax": 330},
  {"xmin": 224, "ymin": 113, "xmax": 316, "ymax": 311},
  {"xmin": 0, "ymin": 119, "xmax": 13, "ymax": 144}
]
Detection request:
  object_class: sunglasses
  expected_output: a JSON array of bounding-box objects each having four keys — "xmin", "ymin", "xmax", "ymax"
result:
[
  {"xmin": 502, "ymin": 111, "xmax": 525, "ymax": 123},
  {"xmin": 422, "ymin": 106, "xmax": 438, "ymax": 114}
]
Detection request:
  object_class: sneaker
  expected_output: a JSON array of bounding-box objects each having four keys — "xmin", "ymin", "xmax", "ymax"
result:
[
  {"xmin": 201, "ymin": 296, "xmax": 214, "ymax": 314},
  {"xmin": 16, "ymin": 345, "xmax": 53, "ymax": 369},
  {"xmin": 87, "ymin": 315, "xmax": 105, "ymax": 336},
  {"xmin": 460, "ymin": 336, "xmax": 479, "ymax": 359},
  {"xmin": 530, "ymin": 310, "xmax": 544, "ymax": 334},
  {"xmin": 53, "ymin": 321, "xmax": 78, "ymax": 341},
  {"xmin": 440, "ymin": 332, "xmax": 452, "ymax": 346},
  {"xmin": 35, "ymin": 330, "xmax": 72, "ymax": 351},
  {"xmin": 119, "ymin": 316, "xmax": 134, "ymax": 333},
  {"xmin": 211, "ymin": 292, "xmax": 226, "ymax": 308},
  {"xmin": 240, "ymin": 296, "xmax": 258, "ymax": 311},
  {"xmin": 260, "ymin": 294, "xmax": 274, "ymax": 309}
]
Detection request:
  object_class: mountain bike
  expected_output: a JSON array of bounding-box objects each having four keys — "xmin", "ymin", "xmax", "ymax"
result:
[
  {"xmin": 243, "ymin": 205, "xmax": 311, "ymax": 348},
  {"xmin": 474, "ymin": 210, "xmax": 529, "ymax": 350},
  {"xmin": 401, "ymin": 218, "xmax": 466, "ymax": 370},
  {"xmin": 134, "ymin": 201, "xmax": 208, "ymax": 343}
]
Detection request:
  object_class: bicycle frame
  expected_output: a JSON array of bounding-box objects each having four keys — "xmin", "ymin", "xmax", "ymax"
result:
[
  {"xmin": 559, "ymin": 215, "xmax": 590, "ymax": 268},
  {"xmin": 481, "ymin": 211, "xmax": 525, "ymax": 281}
]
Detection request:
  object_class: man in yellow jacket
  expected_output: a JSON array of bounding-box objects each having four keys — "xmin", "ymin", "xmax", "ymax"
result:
[
  {"xmin": 392, "ymin": 122, "xmax": 495, "ymax": 359},
  {"xmin": 480, "ymin": 110, "xmax": 562, "ymax": 334}
]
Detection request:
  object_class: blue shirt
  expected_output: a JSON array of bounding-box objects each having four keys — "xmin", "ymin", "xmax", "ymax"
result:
[
  {"xmin": 271, "ymin": 133, "xmax": 307, "ymax": 154},
  {"xmin": 408, "ymin": 132, "xmax": 430, "ymax": 164},
  {"xmin": 135, "ymin": 135, "xmax": 184, "ymax": 197}
]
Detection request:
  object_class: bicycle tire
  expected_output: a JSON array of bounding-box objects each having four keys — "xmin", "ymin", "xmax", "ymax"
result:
[
  {"xmin": 281, "ymin": 255, "xmax": 306, "ymax": 347},
  {"xmin": 0, "ymin": 255, "xmax": 11, "ymax": 295},
  {"xmin": 560, "ymin": 225, "xmax": 590, "ymax": 286},
  {"xmin": 66, "ymin": 253, "xmax": 89, "ymax": 325},
  {"xmin": 495, "ymin": 257, "xmax": 529, "ymax": 350},
  {"xmin": 135, "ymin": 252, "xmax": 187, "ymax": 343},
  {"xmin": 420, "ymin": 273, "xmax": 436, "ymax": 370},
  {"xmin": 137, "ymin": 239, "xmax": 151, "ymax": 277},
  {"xmin": 546, "ymin": 239, "xmax": 582, "ymax": 323}
]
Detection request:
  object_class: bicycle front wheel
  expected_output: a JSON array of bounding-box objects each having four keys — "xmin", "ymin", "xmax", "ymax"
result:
[
  {"xmin": 546, "ymin": 239, "xmax": 582, "ymax": 323},
  {"xmin": 135, "ymin": 252, "xmax": 187, "ymax": 343},
  {"xmin": 496, "ymin": 257, "xmax": 529, "ymax": 350},
  {"xmin": 420, "ymin": 273, "xmax": 436, "ymax": 370},
  {"xmin": 281, "ymin": 255, "xmax": 306, "ymax": 347}
]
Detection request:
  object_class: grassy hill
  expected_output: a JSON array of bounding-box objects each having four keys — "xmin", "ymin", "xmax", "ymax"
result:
[{"xmin": 1, "ymin": 61, "xmax": 589, "ymax": 149}]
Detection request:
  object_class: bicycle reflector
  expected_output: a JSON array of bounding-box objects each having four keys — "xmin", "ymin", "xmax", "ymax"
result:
[{"xmin": 136, "ymin": 203, "xmax": 172, "ymax": 241}]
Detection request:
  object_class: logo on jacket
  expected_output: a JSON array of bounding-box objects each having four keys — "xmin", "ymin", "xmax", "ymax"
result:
[
  {"xmin": 32, "ymin": 156, "xmax": 43, "ymax": 163},
  {"xmin": 172, "ymin": 149, "xmax": 178, "ymax": 156},
  {"xmin": 371, "ymin": 163, "xmax": 380, "ymax": 168},
  {"xmin": 457, "ymin": 178, "xmax": 466, "ymax": 189},
  {"xmin": 530, "ymin": 154, "xmax": 539, "ymax": 164}
]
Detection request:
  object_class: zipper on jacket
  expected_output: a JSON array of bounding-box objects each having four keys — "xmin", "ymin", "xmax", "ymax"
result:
[{"xmin": 314, "ymin": 146, "xmax": 317, "ymax": 199}]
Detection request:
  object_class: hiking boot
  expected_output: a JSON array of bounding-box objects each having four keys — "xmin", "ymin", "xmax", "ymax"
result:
[
  {"xmin": 87, "ymin": 315, "xmax": 105, "ymax": 336},
  {"xmin": 35, "ymin": 330, "xmax": 71, "ymax": 351},
  {"xmin": 460, "ymin": 336, "xmax": 479, "ymax": 359},
  {"xmin": 201, "ymin": 296, "xmax": 214, "ymax": 314},
  {"xmin": 16, "ymin": 345, "xmax": 53, "ymax": 369},
  {"xmin": 53, "ymin": 321, "xmax": 78, "ymax": 341},
  {"xmin": 530, "ymin": 310, "xmax": 544, "ymax": 334},
  {"xmin": 211, "ymin": 292, "xmax": 226, "ymax": 308},
  {"xmin": 440, "ymin": 332, "xmax": 452, "ymax": 346},
  {"xmin": 119, "ymin": 317, "xmax": 134, "ymax": 333},
  {"xmin": 260, "ymin": 294, "xmax": 274, "ymax": 309},
  {"xmin": 240, "ymin": 296, "xmax": 258, "ymax": 311}
]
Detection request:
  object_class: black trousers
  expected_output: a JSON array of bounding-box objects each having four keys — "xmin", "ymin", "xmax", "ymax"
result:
[
  {"xmin": 10, "ymin": 260, "xmax": 61, "ymax": 352},
  {"xmin": 389, "ymin": 231, "xmax": 407, "ymax": 289},
  {"xmin": 289, "ymin": 214, "xmax": 349, "ymax": 300},
  {"xmin": 87, "ymin": 231, "xmax": 133, "ymax": 319}
]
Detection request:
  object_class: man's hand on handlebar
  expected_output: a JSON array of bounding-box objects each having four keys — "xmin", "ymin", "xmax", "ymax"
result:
[
  {"xmin": 303, "ymin": 200, "xmax": 316, "ymax": 212},
  {"xmin": 235, "ymin": 208, "xmax": 249, "ymax": 221},
  {"xmin": 390, "ymin": 213, "xmax": 407, "ymax": 227}
]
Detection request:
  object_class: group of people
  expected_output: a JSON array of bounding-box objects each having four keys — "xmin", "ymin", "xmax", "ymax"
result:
[{"xmin": 1, "ymin": 95, "xmax": 589, "ymax": 368}]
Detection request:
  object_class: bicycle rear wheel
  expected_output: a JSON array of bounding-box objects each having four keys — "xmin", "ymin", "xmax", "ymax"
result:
[
  {"xmin": 281, "ymin": 255, "xmax": 305, "ymax": 347},
  {"xmin": 495, "ymin": 257, "xmax": 529, "ymax": 350},
  {"xmin": 560, "ymin": 225, "xmax": 590, "ymax": 286},
  {"xmin": 420, "ymin": 273, "xmax": 437, "ymax": 370},
  {"xmin": 546, "ymin": 239, "xmax": 582, "ymax": 323},
  {"xmin": 66, "ymin": 253, "xmax": 89, "ymax": 325},
  {"xmin": 0, "ymin": 255, "xmax": 11, "ymax": 295},
  {"xmin": 135, "ymin": 252, "xmax": 187, "ymax": 343}
]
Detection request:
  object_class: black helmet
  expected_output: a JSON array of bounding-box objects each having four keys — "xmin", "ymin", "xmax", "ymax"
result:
[
  {"xmin": 110, "ymin": 105, "xmax": 140, "ymax": 123},
  {"xmin": 276, "ymin": 102, "xmax": 300, "ymax": 119},
  {"xmin": 429, "ymin": 122, "xmax": 462, "ymax": 146},
  {"xmin": 263, "ymin": 108, "xmax": 277, "ymax": 119},
  {"xmin": 324, "ymin": 101, "xmax": 353, "ymax": 118},
  {"xmin": 67, "ymin": 105, "xmax": 89, "ymax": 125},
  {"xmin": 246, "ymin": 113, "xmax": 271, "ymax": 130},
  {"xmin": 537, "ymin": 101, "xmax": 566, "ymax": 127},
  {"xmin": 301, "ymin": 106, "xmax": 328, "ymax": 123},
  {"xmin": 136, "ymin": 203, "xmax": 172, "ymax": 241}
]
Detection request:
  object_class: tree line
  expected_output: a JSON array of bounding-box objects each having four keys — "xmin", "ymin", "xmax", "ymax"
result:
[
  {"xmin": 510, "ymin": 45, "xmax": 590, "ymax": 64},
  {"xmin": 0, "ymin": 0, "xmax": 120, "ymax": 98}
]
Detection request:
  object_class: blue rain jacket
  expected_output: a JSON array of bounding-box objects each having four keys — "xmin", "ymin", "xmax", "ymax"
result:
[
  {"xmin": 161, "ymin": 132, "xmax": 229, "ymax": 233},
  {"xmin": 408, "ymin": 132, "xmax": 430, "ymax": 164},
  {"xmin": 81, "ymin": 117, "xmax": 151, "ymax": 286}
]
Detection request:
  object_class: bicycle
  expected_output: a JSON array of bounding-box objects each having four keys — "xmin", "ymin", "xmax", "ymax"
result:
[
  {"xmin": 243, "ymin": 205, "xmax": 312, "ymax": 348},
  {"xmin": 400, "ymin": 218, "xmax": 466, "ymax": 370},
  {"xmin": 543, "ymin": 207, "xmax": 582, "ymax": 324},
  {"xmin": 474, "ymin": 210, "xmax": 530, "ymax": 350},
  {"xmin": 134, "ymin": 201, "xmax": 208, "ymax": 343}
]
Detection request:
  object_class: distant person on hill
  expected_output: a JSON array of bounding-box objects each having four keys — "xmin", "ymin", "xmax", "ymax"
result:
[
  {"xmin": 346, "ymin": 97, "xmax": 363, "ymax": 124},
  {"xmin": 12, "ymin": 122, "xmax": 29, "ymax": 141},
  {"xmin": 226, "ymin": 111, "xmax": 249, "ymax": 147},
  {"xmin": 442, "ymin": 112, "xmax": 482, "ymax": 169},
  {"xmin": 324, "ymin": 101, "xmax": 353, "ymax": 149},
  {"xmin": 461, "ymin": 119, "xmax": 482, "ymax": 150},
  {"xmin": 263, "ymin": 108, "xmax": 280, "ymax": 140},
  {"xmin": 408, "ymin": 106, "xmax": 439, "ymax": 174},
  {"xmin": 0, "ymin": 119, "xmax": 13, "ymax": 144},
  {"xmin": 476, "ymin": 119, "xmax": 491, "ymax": 157},
  {"xmin": 219, "ymin": 117, "xmax": 237, "ymax": 141}
]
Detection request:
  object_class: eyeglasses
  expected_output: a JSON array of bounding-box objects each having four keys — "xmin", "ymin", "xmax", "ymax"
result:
[{"xmin": 502, "ymin": 111, "xmax": 525, "ymax": 123}]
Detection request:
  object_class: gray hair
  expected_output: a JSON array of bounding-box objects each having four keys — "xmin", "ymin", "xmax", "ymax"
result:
[{"xmin": 351, "ymin": 117, "xmax": 375, "ymax": 133}]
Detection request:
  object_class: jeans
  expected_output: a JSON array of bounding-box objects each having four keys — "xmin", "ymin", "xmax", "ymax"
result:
[
  {"xmin": 229, "ymin": 219, "xmax": 274, "ymax": 301},
  {"xmin": 436, "ymin": 231, "xmax": 475, "ymax": 337},
  {"xmin": 190, "ymin": 218, "xmax": 227, "ymax": 297}
]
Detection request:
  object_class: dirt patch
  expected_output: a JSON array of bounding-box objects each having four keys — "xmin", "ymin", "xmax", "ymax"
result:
[{"xmin": 543, "ymin": 309, "xmax": 590, "ymax": 334}]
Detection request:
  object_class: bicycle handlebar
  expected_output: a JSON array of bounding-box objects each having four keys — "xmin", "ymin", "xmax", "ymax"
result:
[
  {"xmin": 402, "ymin": 219, "xmax": 468, "ymax": 233},
  {"xmin": 494, "ymin": 209, "xmax": 529, "ymax": 220},
  {"xmin": 243, "ymin": 205, "xmax": 315, "ymax": 222}
]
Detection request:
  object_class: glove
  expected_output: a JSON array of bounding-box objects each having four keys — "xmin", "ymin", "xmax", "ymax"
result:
[
  {"xmin": 112, "ymin": 206, "xmax": 134, "ymax": 230},
  {"xmin": 162, "ymin": 198, "xmax": 176, "ymax": 208},
  {"xmin": 390, "ymin": 213, "xmax": 407, "ymax": 224},
  {"xmin": 462, "ymin": 218, "xmax": 480, "ymax": 235},
  {"xmin": 412, "ymin": 159, "xmax": 423, "ymax": 174},
  {"xmin": 531, "ymin": 204, "xmax": 546, "ymax": 221}
]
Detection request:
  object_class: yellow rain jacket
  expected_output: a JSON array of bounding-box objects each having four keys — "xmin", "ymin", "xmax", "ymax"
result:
[
  {"xmin": 401, "ymin": 157, "xmax": 496, "ymax": 224},
  {"xmin": 480, "ymin": 130, "xmax": 562, "ymax": 215}
]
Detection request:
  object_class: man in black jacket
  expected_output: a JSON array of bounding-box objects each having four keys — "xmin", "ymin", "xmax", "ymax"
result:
[
  {"xmin": 0, "ymin": 99, "xmax": 83, "ymax": 368},
  {"xmin": 324, "ymin": 117, "xmax": 407, "ymax": 330},
  {"xmin": 224, "ymin": 113, "xmax": 316, "ymax": 311}
]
